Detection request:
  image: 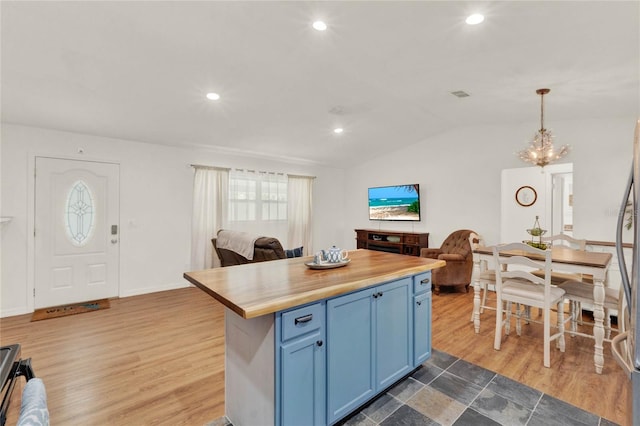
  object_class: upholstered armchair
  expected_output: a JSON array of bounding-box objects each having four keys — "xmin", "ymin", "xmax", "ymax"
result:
[
  {"xmin": 420, "ymin": 229, "xmax": 476, "ymax": 294},
  {"xmin": 212, "ymin": 236, "xmax": 287, "ymax": 267}
]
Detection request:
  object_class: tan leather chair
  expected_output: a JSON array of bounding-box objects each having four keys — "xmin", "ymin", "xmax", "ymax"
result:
[
  {"xmin": 420, "ymin": 229, "xmax": 475, "ymax": 294},
  {"xmin": 212, "ymin": 236, "xmax": 287, "ymax": 267}
]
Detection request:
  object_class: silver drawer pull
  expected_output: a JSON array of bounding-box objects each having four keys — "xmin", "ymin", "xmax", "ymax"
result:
[
  {"xmin": 421, "ymin": 278, "xmax": 430, "ymax": 285},
  {"xmin": 294, "ymin": 314, "xmax": 313, "ymax": 325}
]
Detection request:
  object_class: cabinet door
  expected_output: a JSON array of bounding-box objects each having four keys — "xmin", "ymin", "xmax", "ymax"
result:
[
  {"xmin": 281, "ymin": 330, "xmax": 326, "ymax": 426},
  {"xmin": 327, "ymin": 288, "xmax": 375, "ymax": 424},
  {"xmin": 413, "ymin": 291, "xmax": 431, "ymax": 366},
  {"xmin": 375, "ymin": 278, "xmax": 413, "ymax": 389}
]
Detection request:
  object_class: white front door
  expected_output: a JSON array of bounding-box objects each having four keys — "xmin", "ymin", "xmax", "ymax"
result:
[{"xmin": 35, "ymin": 157, "xmax": 119, "ymax": 308}]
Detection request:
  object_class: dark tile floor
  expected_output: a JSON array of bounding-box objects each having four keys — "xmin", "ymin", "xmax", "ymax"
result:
[{"xmin": 207, "ymin": 349, "xmax": 618, "ymax": 426}]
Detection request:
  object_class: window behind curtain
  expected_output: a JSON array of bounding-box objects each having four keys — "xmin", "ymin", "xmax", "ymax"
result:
[{"xmin": 228, "ymin": 169, "xmax": 288, "ymax": 242}]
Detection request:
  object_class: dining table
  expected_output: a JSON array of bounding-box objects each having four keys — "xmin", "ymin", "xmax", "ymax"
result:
[{"xmin": 471, "ymin": 245, "xmax": 613, "ymax": 374}]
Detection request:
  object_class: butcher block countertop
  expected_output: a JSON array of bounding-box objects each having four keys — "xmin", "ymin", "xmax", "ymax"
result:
[{"xmin": 184, "ymin": 249, "xmax": 445, "ymax": 319}]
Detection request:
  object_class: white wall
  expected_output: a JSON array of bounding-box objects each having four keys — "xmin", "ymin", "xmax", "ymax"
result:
[
  {"xmin": 2, "ymin": 116, "xmax": 635, "ymax": 316},
  {"xmin": 0, "ymin": 124, "xmax": 344, "ymax": 317},
  {"xmin": 501, "ymin": 163, "xmax": 573, "ymax": 245},
  {"xmin": 344, "ymin": 117, "xmax": 636, "ymax": 249},
  {"xmin": 568, "ymin": 118, "xmax": 635, "ymax": 242}
]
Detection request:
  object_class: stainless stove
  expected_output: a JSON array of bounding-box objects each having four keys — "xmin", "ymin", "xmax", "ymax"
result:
[{"xmin": 0, "ymin": 344, "xmax": 35, "ymax": 426}]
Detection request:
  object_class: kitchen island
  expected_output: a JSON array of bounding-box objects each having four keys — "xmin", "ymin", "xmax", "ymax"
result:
[{"xmin": 184, "ymin": 249, "xmax": 445, "ymax": 426}]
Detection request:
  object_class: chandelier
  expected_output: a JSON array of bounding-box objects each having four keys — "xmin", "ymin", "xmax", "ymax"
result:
[{"xmin": 518, "ymin": 88, "xmax": 569, "ymax": 167}]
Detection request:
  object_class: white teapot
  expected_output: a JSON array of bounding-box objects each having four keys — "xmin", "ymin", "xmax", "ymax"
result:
[{"xmin": 327, "ymin": 246, "xmax": 349, "ymax": 263}]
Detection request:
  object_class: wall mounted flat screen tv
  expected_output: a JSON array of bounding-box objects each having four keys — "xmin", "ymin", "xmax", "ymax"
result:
[{"xmin": 368, "ymin": 184, "xmax": 421, "ymax": 221}]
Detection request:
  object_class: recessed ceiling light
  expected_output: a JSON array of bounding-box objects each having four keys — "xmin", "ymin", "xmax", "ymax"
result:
[
  {"xmin": 465, "ymin": 14, "xmax": 484, "ymax": 25},
  {"xmin": 206, "ymin": 92, "xmax": 220, "ymax": 101},
  {"xmin": 313, "ymin": 21, "xmax": 327, "ymax": 31},
  {"xmin": 333, "ymin": 128, "xmax": 344, "ymax": 134}
]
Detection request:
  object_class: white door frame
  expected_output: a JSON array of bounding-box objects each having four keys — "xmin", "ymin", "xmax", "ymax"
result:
[
  {"xmin": 26, "ymin": 152, "xmax": 121, "ymax": 313},
  {"xmin": 500, "ymin": 163, "xmax": 573, "ymax": 244}
]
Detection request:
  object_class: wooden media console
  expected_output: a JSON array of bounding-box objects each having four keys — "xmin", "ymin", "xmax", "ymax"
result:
[{"xmin": 355, "ymin": 229, "xmax": 429, "ymax": 256}]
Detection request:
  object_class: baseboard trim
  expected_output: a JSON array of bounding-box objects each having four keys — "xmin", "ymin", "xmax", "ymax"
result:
[
  {"xmin": 0, "ymin": 306, "xmax": 31, "ymax": 318},
  {"xmin": 119, "ymin": 281, "xmax": 190, "ymax": 298}
]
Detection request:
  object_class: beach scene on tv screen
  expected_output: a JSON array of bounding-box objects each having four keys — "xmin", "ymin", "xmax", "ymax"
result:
[{"xmin": 369, "ymin": 185, "xmax": 420, "ymax": 221}]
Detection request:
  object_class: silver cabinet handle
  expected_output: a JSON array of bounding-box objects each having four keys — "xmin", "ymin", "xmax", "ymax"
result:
[{"xmin": 294, "ymin": 314, "xmax": 313, "ymax": 325}]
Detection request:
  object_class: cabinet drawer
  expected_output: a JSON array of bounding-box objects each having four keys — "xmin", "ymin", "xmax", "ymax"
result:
[
  {"xmin": 413, "ymin": 272, "xmax": 432, "ymax": 294},
  {"xmin": 404, "ymin": 235, "xmax": 418, "ymax": 244},
  {"xmin": 281, "ymin": 303, "xmax": 323, "ymax": 341}
]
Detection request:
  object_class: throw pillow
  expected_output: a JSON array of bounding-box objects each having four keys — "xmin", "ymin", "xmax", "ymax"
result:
[{"xmin": 285, "ymin": 246, "xmax": 304, "ymax": 258}]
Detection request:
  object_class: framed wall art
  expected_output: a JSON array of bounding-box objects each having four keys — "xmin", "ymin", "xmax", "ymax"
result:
[{"xmin": 515, "ymin": 185, "xmax": 537, "ymax": 207}]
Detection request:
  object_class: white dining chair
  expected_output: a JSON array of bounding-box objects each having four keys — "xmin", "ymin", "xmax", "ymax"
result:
[
  {"xmin": 530, "ymin": 234, "xmax": 597, "ymax": 325},
  {"xmin": 531, "ymin": 234, "xmax": 591, "ymax": 285},
  {"xmin": 533, "ymin": 234, "xmax": 620, "ymax": 339},
  {"xmin": 469, "ymin": 233, "xmax": 501, "ymax": 322},
  {"xmin": 532, "ymin": 234, "xmax": 620, "ymax": 339},
  {"xmin": 542, "ymin": 233, "xmax": 587, "ymax": 250},
  {"xmin": 493, "ymin": 242, "xmax": 567, "ymax": 368},
  {"xmin": 559, "ymin": 279, "xmax": 621, "ymax": 339}
]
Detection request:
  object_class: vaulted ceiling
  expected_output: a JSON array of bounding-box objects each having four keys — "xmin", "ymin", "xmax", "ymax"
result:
[{"xmin": 2, "ymin": 1, "xmax": 638, "ymax": 167}]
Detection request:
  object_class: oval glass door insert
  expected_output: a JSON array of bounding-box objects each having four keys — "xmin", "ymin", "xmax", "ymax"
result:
[{"xmin": 65, "ymin": 180, "xmax": 95, "ymax": 246}]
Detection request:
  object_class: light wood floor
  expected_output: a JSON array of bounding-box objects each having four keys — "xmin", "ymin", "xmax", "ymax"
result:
[
  {"xmin": 0, "ymin": 286, "xmax": 629, "ymax": 425},
  {"xmin": 0, "ymin": 288, "xmax": 226, "ymax": 426}
]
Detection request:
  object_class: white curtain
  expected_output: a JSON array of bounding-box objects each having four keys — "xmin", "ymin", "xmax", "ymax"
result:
[
  {"xmin": 228, "ymin": 169, "xmax": 288, "ymax": 243},
  {"xmin": 191, "ymin": 167, "xmax": 229, "ymax": 269},
  {"xmin": 287, "ymin": 175, "xmax": 314, "ymax": 255}
]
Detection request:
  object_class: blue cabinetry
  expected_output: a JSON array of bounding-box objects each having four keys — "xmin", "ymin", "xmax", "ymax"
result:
[
  {"xmin": 413, "ymin": 291, "xmax": 431, "ymax": 365},
  {"xmin": 276, "ymin": 303, "xmax": 326, "ymax": 426},
  {"xmin": 326, "ymin": 288, "xmax": 376, "ymax": 423},
  {"xmin": 375, "ymin": 279, "xmax": 413, "ymax": 390},
  {"xmin": 413, "ymin": 272, "xmax": 432, "ymax": 366},
  {"xmin": 276, "ymin": 271, "xmax": 432, "ymax": 426},
  {"xmin": 327, "ymin": 278, "xmax": 412, "ymax": 424}
]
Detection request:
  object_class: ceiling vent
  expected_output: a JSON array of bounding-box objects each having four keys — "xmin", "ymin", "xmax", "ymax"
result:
[{"xmin": 450, "ymin": 91, "xmax": 470, "ymax": 98}]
